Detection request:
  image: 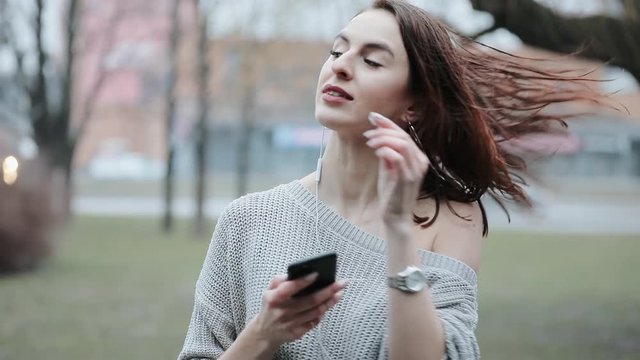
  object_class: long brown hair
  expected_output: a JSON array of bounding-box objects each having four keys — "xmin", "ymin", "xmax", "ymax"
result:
[{"xmin": 372, "ymin": 0, "xmax": 609, "ymax": 235}]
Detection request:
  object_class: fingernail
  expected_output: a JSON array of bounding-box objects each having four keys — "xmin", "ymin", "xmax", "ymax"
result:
[
  {"xmin": 337, "ymin": 279, "xmax": 348, "ymax": 288},
  {"xmin": 368, "ymin": 112, "xmax": 380, "ymax": 125},
  {"xmin": 304, "ymin": 273, "xmax": 318, "ymax": 282},
  {"xmin": 335, "ymin": 290, "xmax": 344, "ymax": 300},
  {"xmin": 363, "ymin": 130, "xmax": 374, "ymax": 138}
]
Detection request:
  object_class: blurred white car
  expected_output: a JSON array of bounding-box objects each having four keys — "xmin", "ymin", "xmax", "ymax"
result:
[
  {"xmin": 87, "ymin": 139, "xmax": 165, "ymax": 181},
  {"xmin": 87, "ymin": 151, "xmax": 165, "ymax": 181}
]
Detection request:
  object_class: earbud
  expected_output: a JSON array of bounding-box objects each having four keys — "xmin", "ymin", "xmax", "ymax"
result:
[
  {"xmin": 315, "ymin": 157, "xmax": 323, "ymax": 182},
  {"xmin": 315, "ymin": 127, "xmax": 327, "ymax": 183}
]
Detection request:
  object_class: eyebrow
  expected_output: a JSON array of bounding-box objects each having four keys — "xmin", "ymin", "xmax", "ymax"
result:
[{"xmin": 334, "ymin": 33, "xmax": 395, "ymax": 58}]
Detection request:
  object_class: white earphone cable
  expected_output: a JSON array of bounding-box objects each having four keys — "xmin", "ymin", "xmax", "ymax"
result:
[
  {"xmin": 314, "ymin": 127, "xmax": 332, "ymax": 359},
  {"xmin": 315, "ymin": 127, "xmax": 326, "ymax": 252}
]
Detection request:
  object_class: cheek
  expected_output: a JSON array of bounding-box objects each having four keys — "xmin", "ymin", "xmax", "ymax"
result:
[
  {"xmin": 362, "ymin": 76, "xmax": 411, "ymax": 118},
  {"xmin": 366, "ymin": 78, "xmax": 409, "ymax": 104},
  {"xmin": 316, "ymin": 61, "xmax": 332, "ymax": 90}
]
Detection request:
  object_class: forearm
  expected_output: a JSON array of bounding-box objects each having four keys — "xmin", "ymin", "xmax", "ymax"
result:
[
  {"xmin": 384, "ymin": 223, "xmax": 445, "ymax": 360},
  {"xmin": 219, "ymin": 317, "xmax": 278, "ymax": 360}
]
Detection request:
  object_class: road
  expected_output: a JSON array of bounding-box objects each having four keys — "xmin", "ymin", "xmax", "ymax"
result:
[{"xmin": 73, "ymin": 195, "xmax": 640, "ymax": 235}]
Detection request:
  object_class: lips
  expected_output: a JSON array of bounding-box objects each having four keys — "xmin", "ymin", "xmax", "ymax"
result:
[{"xmin": 322, "ymin": 85, "xmax": 354, "ymax": 101}]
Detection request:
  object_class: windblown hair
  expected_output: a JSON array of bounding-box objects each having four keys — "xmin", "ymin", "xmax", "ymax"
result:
[{"xmin": 372, "ymin": 0, "xmax": 608, "ymax": 235}]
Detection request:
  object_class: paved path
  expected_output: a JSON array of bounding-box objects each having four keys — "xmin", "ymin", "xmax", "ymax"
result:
[
  {"xmin": 73, "ymin": 195, "xmax": 640, "ymax": 235},
  {"xmin": 481, "ymin": 198, "xmax": 640, "ymax": 235}
]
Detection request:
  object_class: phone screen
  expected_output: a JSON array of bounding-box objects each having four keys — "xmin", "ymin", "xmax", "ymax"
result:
[{"xmin": 287, "ymin": 252, "xmax": 337, "ymax": 298}]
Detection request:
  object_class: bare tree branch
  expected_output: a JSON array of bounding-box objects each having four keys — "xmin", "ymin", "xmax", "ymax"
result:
[
  {"xmin": 0, "ymin": 2, "xmax": 30, "ymax": 97},
  {"xmin": 621, "ymin": 0, "xmax": 640, "ymax": 21},
  {"xmin": 469, "ymin": 22, "xmax": 500, "ymax": 40},
  {"xmin": 470, "ymin": 0, "xmax": 640, "ymax": 80},
  {"xmin": 72, "ymin": 2, "xmax": 127, "ymax": 143},
  {"xmin": 0, "ymin": 0, "xmax": 9, "ymax": 45}
]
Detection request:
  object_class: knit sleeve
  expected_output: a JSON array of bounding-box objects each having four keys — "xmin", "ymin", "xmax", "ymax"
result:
[
  {"xmin": 178, "ymin": 211, "xmax": 237, "ymax": 360},
  {"xmin": 429, "ymin": 269, "xmax": 480, "ymax": 360}
]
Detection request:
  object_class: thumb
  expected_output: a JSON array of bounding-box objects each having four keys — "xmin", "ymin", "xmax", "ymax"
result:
[{"xmin": 268, "ymin": 274, "xmax": 288, "ymax": 290}]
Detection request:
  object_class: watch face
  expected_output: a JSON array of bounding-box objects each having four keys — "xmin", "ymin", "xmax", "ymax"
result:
[{"xmin": 406, "ymin": 270, "xmax": 427, "ymax": 292}]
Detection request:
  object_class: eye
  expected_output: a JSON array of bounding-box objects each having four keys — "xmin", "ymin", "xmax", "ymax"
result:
[
  {"xmin": 329, "ymin": 50, "xmax": 343, "ymax": 58},
  {"xmin": 364, "ymin": 58, "xmax": 382, "ymax": 68}
]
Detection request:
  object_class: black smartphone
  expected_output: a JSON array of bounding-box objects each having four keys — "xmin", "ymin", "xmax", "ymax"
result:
[{"xmin": 287, "ymin": 252, "xmax": 337, "ymax": 298}]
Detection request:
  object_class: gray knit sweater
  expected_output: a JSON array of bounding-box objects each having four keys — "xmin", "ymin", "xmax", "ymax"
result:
[{"xmin": 178, "ymin": 180, "xmax": 480, "ymax": 359}]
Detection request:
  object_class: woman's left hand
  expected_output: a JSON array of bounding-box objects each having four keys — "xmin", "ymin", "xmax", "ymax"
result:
[{"xmin": 364, "ymin": 112, "xmax": 430, "ymax": 228}]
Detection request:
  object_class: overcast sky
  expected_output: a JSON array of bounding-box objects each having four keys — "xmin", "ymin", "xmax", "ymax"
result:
[
  {"xmin": 205, "ymin": 0, "xmax": 492, "ymax": 40},
  {"xmin": 0, "ymin": 0, "xmax": 636, "ymax": 90},
  {"xmin": 0, "ymin": 0, "xmax": 618, "ymax": 67},
  {"xmin": 204, "ymin": 0, "xmax": 621, "ymax": 40}
]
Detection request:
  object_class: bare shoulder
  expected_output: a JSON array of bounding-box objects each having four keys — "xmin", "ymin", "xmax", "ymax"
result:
[{"xmin": 414, "ymin": 198, "xmax": 483, "ymax": 273}]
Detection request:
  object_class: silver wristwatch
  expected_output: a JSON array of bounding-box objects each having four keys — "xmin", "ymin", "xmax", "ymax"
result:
[{"xmin": 387, "ymin": 266, "xmax": 428, "ymax": 293}]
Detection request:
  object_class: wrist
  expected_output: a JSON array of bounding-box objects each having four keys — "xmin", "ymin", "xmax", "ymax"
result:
[
  {"xmin": 244, "ymin": 316, "xmax": 280, "ymax": 357},
  {"xmin": 382, "ymin": 223, "xmax": 420, "ymax": 273}
]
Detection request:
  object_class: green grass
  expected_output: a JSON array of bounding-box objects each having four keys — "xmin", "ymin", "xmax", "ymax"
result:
[
  {"xmin": 0, "ymin": 217, "xmax": 639, "ymax": 359},
  {"xmin": 478, "ymin": 232, "xmax": 640, "ymax": 360},
  {"xmin": 0, "ymin": 217, "xmax": 212, "ymax": 360}
]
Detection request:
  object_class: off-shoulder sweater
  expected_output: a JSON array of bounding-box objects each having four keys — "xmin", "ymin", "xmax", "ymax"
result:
[{"xmin": 178, "ymin": 180, "xmax": 480, "ymax": 359}]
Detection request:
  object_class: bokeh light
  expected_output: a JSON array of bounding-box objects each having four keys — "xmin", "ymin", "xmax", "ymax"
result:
[{"xmin": 2, "ymin": 155, "xmax": 19, "ymax": 185}]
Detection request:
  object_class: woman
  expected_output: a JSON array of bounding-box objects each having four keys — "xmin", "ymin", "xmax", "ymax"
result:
[{"xmin": 179, "ymin": 1, "xmax": 602, "ymax": 359}]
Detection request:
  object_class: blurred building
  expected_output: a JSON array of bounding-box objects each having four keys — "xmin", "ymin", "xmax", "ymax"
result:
[{"xmin": 70, "ymin": 0, "xmax": 640, "ymax": 187}]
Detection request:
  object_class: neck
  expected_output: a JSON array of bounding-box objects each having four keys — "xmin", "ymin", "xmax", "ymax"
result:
[{"xmin": 316, "ymin": 131, "xmax": 381, "ymax": 225}]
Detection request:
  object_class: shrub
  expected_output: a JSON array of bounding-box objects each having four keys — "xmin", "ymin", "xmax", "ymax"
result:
[{"xmin": 0, "ymin": 155, "xmax": 55, "ymax": 274}]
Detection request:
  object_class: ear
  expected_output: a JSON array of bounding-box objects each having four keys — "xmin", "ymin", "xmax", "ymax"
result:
[{"xmin": 401, "ymin": 106, "xmax": 418, "ymax": 124}]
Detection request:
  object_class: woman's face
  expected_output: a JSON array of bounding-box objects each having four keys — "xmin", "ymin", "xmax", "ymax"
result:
[{"xmin": 315, "ymin": 9, "xmax": 413, "ymax": 132}]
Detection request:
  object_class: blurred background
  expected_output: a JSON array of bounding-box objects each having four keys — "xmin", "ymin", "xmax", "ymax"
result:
[{"xmin": 0, "ymin": 0, "xmax": 639, "ymax": 359}]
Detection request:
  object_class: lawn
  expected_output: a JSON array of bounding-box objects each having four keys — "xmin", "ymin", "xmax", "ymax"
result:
[
  {"xmin": 0, "ymin": 216, "xmax": 638, "ymax": 360},
  {"xmin": 0, "ymin": 217, "xmax": 211, "ymax": 360}
]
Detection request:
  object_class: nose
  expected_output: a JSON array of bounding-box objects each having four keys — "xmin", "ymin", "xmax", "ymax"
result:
[{"xmin": 330, "ymin": 53, "xmax": 353, "ymax": 80}]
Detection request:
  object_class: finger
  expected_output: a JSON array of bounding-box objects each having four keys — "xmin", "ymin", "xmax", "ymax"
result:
[
  {"xmin": 290, "ymin": 319, "xmax": 318, "ymax": 340},
  {"xmin": 274, "ymin": 272, "xmax": 319, "ymax": 301},
  {"xmin": 365, "ymin": 118, "xmax": 430, "ymax": 174},
  {"xmin": 268, "ymin": 274, "xmax": 288, "ymax": 290},
  {"xmin": 375, "ymin": 146, "xmax": 403, "ymax": 170},
  {"xmin": 288, "ymin": 279, "xmax": 346, "ymax": 315},
  {"xmin": 363, "ymin": 127, "xmax": 410, "ymax": 141},
  {"xmin": 289, "ymin": 291, "xmax": 343, "ymax": 327},
  {"xmin": 375, "ymin": 146, "xmax": 414, "ymax": 181},
  {"xmin": 372, "ymin": 135, "xmax": 429, "ymax": 175},
  {"xmin": 368, "ymin": 112, "xmax": 403, "ymax": 131},
  {"xmin": 367, "ymin": 136, "xmax": 423, "ymax": 179},
  {"xmin": 366, "ymin": 135, "xmax": 416, "ymax": 156}
]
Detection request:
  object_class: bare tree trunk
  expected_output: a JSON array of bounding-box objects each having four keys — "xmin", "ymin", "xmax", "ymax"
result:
[
  {"xmin": 29, "ymin": 0, "xmax": 78, "ymax": 220},
  {"xmin": 163, "ymin": 0, "xmax": 181, "ymax": 232},
  {"xmin": 57, "ymin": 0, "xmax": 79, "ymax": 219},
  {"xmin": 3, "ymin": 0, "xmax": 133, "ymax": 222},
  {"xmin": 16, "ymin": 0, "xmax": 100, "ymax": 220},
  {"xmin": 236, "ymin": 115, "xmax": 254, "ymax": 197},
  {"xmin": 470, "ymin": 0, "xmax": 640, "ymax": 81},
  {"xmin": 59, "ymin": 145, "xmax": 74, "ymax": 220},
  {"xmin": 194, "ymin": 1, "xmax": 211, "ymax": 236},
  {"xmin": 236, "ymin": 44, "xmax": 257, "ymax": 198},
  {"xmin": 30, "ymin": 0, "xmax": 51, "ymax": 155}
]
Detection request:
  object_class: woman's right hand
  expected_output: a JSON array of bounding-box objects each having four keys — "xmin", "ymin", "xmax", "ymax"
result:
[{"xmin": 250, "ymin": 273, "xmax": 345, "ymax": 347}]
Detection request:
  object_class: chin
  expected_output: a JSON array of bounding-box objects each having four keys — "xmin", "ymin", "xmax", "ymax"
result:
[
  {"xmin": 315, "ymin": 104, "xmax": 364, "ymax": 131},
  {"xmin": 315, "ymin": 110, "xmax": 350, "ymax": 130}
]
